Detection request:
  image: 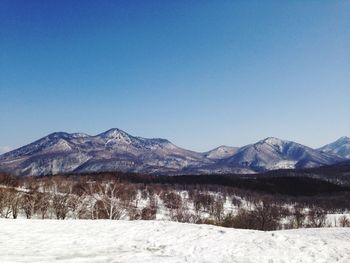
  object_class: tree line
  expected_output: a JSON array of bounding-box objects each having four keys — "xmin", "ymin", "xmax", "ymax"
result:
[{"xmin": 0, "ymin": 172, "xmax": 349, "ymax": 230}]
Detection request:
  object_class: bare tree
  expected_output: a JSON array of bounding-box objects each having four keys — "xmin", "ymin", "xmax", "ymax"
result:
[
  {"xmin": 119, "ymin": 184, "xmax": 138, "ymax": 208},
  {"xmin": 0, "ymin": 173, "xmax": 18, "ymax": 187},
  {"xmin": 10, "ymin": 190, "xmax": 22, "ymax": 219},
  {"xmin": 160, "ymin": 191, "xmax": 182, "ymax": 210},
  {"xmin": 290, "ymin": 205, "xmax": 306, "ymax": 228},
  {"xmin": 21, "ymin": 192, "xmax": 39, "ymax": 219},
  {"xmin": 169, "ymin": 202, "xmax": 199, "ymax": 223},
  {"xmin": 338, "ymin": 215, "xmax": 350, "ymax": 227},
  {"xmin": 307, "ymin": 208, "xmax": 327, "ymax": 228},
  {"xmin": 37, "ymin": 193, "xmax": 51, "ymax": 219},
  {"xmin": 52, "ymin": 194, "xmax": 69, "ymax": 219},
  {"xmin": 251, "ymin": 199, "xmax": 282, "ymax": 230},
  {"xmin": 0, "ymin": 188, "xmax": 12, "ymax": 218},
  {"xmin": 192, "ymin": 192, "xmax": 214, "ymax": 213},
  {"xmin": 90, "ymin": 181, "xmax": 126, "ymax": 220},
  {"xmin": 222, "ymin": 199, "xmax": 282, "ymax": 230},
  {"xmin": 212, "ymin": 196, "xmax": 225, "ymax": 223},
  {"xmin": 67, "ymin": 195, "xmax": 86, "ymax": 219}
]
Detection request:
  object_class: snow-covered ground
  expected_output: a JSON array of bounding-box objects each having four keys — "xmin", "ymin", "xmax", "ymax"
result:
[{"xmin": 1, "ymin": 220, "xmax": 350, "ymax": 263}]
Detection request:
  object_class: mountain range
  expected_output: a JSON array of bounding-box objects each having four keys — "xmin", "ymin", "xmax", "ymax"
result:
[{"xmin": 0, "ymin": 128, "xmax": 349, "ymax": 176}]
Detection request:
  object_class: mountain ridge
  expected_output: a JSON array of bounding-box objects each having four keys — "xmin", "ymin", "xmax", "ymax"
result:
[
  {"xmin": 0, "ymin": 129, "xmax": 347, "ymax": 176},
  {"xmin": 319, "ymin": 136, "xmax": 350, "ymax": 159}
]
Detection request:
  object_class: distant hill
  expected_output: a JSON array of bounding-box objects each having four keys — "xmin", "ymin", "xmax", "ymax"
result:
[
  {"xmin": 0, "ymin": 128, "xmax": 347, "ymax": 176},
  {"xmin": 319, "ymin": 136, "xmax": 350, "ymax": 159}
]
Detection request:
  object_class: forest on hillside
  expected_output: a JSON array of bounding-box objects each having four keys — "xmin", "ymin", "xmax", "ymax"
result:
[{"xmin": 1, "ymin": 171, "xmax": 350, "ymax": 230}]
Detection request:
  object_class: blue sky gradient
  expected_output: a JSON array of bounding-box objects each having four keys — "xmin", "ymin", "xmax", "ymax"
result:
[{"xmin": 0, "ymin": 0, "xmax": 349, "ymax": 152}]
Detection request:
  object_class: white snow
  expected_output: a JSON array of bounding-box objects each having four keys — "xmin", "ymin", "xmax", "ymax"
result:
[
  {"xmin": 319, "ymin": 136, "xmax": 350, "ymax": 159},
  {"xmin": 267, "ymin": 160, "xmax": 297, "ymax": 170},
  {"xmin": 205, "ymin": 146, "xmax": 239, "ymax": 160},
  {"xmin": 1, "ymin": 219, "xmax": 350, "ymax": 263}
]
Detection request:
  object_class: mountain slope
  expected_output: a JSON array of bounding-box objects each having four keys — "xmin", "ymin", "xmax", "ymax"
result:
[
  {"xmin": 203, "ymin": 146, "xmax": 239, "ymax": 160},
  {"xmin": 319, "ymin": 136, "xmax": 350, "ymax": 159},
  {"xmin": 220, "ymin": 137, "xmax": 343, "ymax": 172},
  {"xmin": 0, "ymin": 128, "xmax": 212, "ymax": 176},
  {"xmin": 0, "ymin": 130, "xmax": 346, "ymax": 176}
]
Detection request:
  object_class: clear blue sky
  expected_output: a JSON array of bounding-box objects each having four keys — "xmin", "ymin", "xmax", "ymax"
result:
[{"xmin": 0, "ymin": 0, "xmax": 349, "ymax": 153}]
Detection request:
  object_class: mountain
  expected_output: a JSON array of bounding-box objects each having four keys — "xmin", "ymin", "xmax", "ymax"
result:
[
  {"xmin": 319, "ymin": 136, "xmax": 350, "ymax": 159},
  {"xmin": 203, "ymin": 146, "xmax": 239, "ymax": 160},
  {"xmin": 0, "ymin": 130, "xmax": 346, "ymax": 176},
  {"xmin": 219, "ymin": 137, "xmax": 343, "ymax": 172},
  {"xmin": 0, "ymin": 128, "xmax": 212, "ymax": 176}
]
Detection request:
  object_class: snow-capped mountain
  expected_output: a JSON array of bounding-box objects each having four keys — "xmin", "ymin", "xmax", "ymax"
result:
[
  {"xmin": 220, "ymin": 137, "xmax": 343, "ymax": 172},
  {"xmin": 319, "ymin": 136, "xmax": 350, "ymax": 159},
  {"xmin": 203, "ymin": 146, "xmax": 239, "ymax": 160},
  {"xmin": 0, "ymin": 130, "xmax": 346, "ymax": 176},
  {"xmin": 0, "ymin": 128, "xmax": 212, "ymax": 176}
]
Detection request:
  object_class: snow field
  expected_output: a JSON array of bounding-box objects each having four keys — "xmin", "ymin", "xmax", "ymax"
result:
[{"xmin": 0, "ymin": 219, "xmax": 350, "ymax": 263}]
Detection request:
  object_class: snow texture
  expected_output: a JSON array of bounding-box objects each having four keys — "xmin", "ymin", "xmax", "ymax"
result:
[{"xmin": 0, "ymin": 219, "xmax": 350, "ymax": 263}]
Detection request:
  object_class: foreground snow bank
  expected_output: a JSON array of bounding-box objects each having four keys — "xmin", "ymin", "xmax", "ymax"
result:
[{"xmin": 0, "ymin": 220, "xmax": 350, "ymax": 263}]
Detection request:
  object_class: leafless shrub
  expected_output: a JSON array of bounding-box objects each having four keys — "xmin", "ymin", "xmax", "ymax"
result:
[
  {"xmin": 250, "ymin": 199, "xmax": 282, "ymax": 230},
  {"xmin": 193, "ymin": 192, "xmax": 214, "ymax": 213},
  {"xmin": 128, "ymin": 207, "xmax": 141, "ymax": 220},
  {"xmin": 338, "ymin": 215, "xmax": 350, "ymax": 227},
  {"xmin": 141, "ymin": 205, "xmax": 157, "ymax": 220},
  {"xmin": 170, "ymin": 202, "xmax": 199, "ymax": 223},
  {"xmin": 221, "ymin": 199, "xmax": 282, "ymax": 231},
  {"xmin": 307, "ymin": 208, "xmax": 327, "ymax": 228},
  {"xmin": 160, "ymin": 191, "xmax": 182, "ymax": 210},
  {"xmin": 221, "ymin": 210, "xmax": 256, "ymax": 229},
  {"xmin": 231, "ymin": 196, "xmax": 242, "ymax": 208},
  {"xmin": 290, "ymin": 205, "xmax": 306, "ymax": 228}
]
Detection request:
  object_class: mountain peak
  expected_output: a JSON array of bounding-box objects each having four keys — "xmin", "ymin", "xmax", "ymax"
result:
[
  {"xmin": 204, "ymin": 145, "xmax": 239, "ymax": 160},
  {"xmin": 98, "ymin": 128, "xmax": 130, "ymax": 138},
  {"xmin": 260, "ymin": 137, "xmax": 285, "ymax": 145},
  {"xmin": 71, "ymin": 133, "xmax": 90, "ymax": 138},
  {"xmin": 46, "ymin": 132, "xmax": 72, "ymax": 139},
  {"xmin": 96, "ymin": 128, "xmax": 134, "ymax": 145},
  {"xmin": 319, "ymin": 137, "xmax": 350, "ymax": 159}
]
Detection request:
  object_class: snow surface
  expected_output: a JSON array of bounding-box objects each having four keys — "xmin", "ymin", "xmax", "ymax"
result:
[{"xmin": 1, "ymin": 220, "xmax": 350, "ymax": 263}]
